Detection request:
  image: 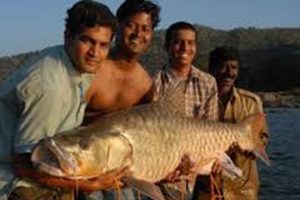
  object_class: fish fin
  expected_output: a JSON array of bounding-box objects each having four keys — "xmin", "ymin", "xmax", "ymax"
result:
[
  {"xmin": 217, "ymin": 152, "xmax": 242, "ymax": 180},
  {"xmin": 197, "ymin": 152, "xmax": 242, "ymax": 180},
  {"xmin": 156, "ymin": 80, "xmax": 186, "ymax": 115},
  {"xmin": 122, "ymin": 177, "xmax": 165, "ymax": 200},
  {"xmin": 245, "ymin": 113, "xmax": 271, "ymax": 166}
]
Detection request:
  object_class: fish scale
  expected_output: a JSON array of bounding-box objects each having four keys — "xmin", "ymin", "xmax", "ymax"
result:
[{"xmin": 104, "ymin": 106, "xmax": 250, "ymax": 182}]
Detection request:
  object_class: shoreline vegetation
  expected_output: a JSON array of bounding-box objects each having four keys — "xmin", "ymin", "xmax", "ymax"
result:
[{"xmin": 1, "ymin": 25, "xmax": 300, "ymax": 108}]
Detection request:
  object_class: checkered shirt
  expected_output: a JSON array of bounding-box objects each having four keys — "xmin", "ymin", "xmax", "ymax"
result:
[{"xmin": 153, "ymin": 65, "xmax": 219, "ymax": 120}]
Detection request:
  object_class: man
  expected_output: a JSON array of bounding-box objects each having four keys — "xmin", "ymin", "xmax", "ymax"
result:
[
  {"xmin": 153, "ymin": 21, "xmax": 218, "ymax": 120},
  {"xmin": 84, "ymin": 0, "xmax": 161, "ymax": 123},
  {"xmin": 0, "ymin": 1, "xmax": 117, "ymax": 199},
  {"xmin": 153, "ymin": 21, "xmax": 219, "ymax": 199},
  {"xmin": 193, "ymin": 46, "xmax": 269, "ymax": 200},
  {"xmin": 81, "ymin": 0, "xmax": 161, "ymax": 199}
]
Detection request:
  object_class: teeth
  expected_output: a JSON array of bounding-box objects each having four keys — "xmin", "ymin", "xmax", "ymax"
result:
[
  {"xmin": 179, "ymin": 53, "xmax": 189, "ymax": 59},
  {"xmin": 130, "ymin": 40, "xmax": 140, "ymax": 45},
  {"xmin": 223, "ymin": 78, "xmax": 233, "ymax": 82}
]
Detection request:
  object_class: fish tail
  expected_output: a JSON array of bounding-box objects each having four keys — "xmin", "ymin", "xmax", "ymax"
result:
[{"xmin": 246, "ymin": 112, "xmax": 271, "ymax": 166}]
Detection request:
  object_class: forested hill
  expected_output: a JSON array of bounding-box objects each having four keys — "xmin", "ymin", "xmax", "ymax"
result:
[{"xmin": 1, "ymin": 25, "xmax": 300, "ymax": 92}]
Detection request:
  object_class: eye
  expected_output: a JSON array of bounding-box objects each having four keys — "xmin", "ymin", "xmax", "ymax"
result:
[
  {"xmin": 171, "ymin": 40, "xmax": 181, "ymax": 45},
  {"xmin": 125, "ymin": 22, "xmax": 136, "ymax": 30},
  {"xmin": 188, "ymin": 40, "xmax": 196, "ymax": 46},
  {"xmin": 99, "ymin": 42, "xmax": 110, "ymax": 50},
  {"xmin": 79, "ymin": 35, "xmax": 93, "ymax": 45},
  {"xmin": 231, "ymin": 65, "xmax": 238, "ymax": 70},
  {"xmin": 142, "ymin": 25, "xmax": 152, "ymax": 33},
  {"xmin": 79, "ymin": 139, "xmax": 90, "ymax": 150}
]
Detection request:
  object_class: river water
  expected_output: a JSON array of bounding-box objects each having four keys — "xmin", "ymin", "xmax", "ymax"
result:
[{"xmin": 259, "ymin": 108, "xmax": 300, "ymax": 200}]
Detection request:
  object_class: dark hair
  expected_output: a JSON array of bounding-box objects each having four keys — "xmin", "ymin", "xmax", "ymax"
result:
[
  {"xmin": 116, "ymin": 0, "xmax": 161, "ymax": 28},
  {"xmin": 164, "ymin": 21, "xmax": 197, "ymax": 50},
  {"xmin": 65, "ymin": 0, "xmax": 117, "ymax": 38},
  {"xmin": 208, "ymin": 46, "xmax": 240, "ymax": 73}
]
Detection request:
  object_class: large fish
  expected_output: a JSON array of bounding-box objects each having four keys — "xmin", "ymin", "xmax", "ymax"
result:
[{"xmin": 31, "ymin": 82, "xmax": 270, "ymax": 199}]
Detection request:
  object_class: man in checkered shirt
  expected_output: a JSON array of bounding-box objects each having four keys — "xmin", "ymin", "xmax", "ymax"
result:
[
  {"xmin": 152, "ymin": 21, "xmax": 219, "ymax": 199},
  {"xmin": 153, "ymin": 21, "xmax": 218, "ymax": 121}
]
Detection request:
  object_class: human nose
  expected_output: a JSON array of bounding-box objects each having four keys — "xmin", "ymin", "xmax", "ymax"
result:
[
  {"xmin": 133, "ymin": 26, "xmax": 143, "ymax": 37},
  {"xmin": 179, "ymin": 42, "xmax": 188, "ymax": 51},
  {"xmin": 225, "ymin": 67, "xmax": 235, "ymax": 77},
  {"xmin": 88, "ymin": 44, "xmax": 99, "ymax": 57}
]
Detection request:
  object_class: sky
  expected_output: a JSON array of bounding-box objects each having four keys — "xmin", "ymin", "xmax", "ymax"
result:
[{"xmin": 0, "ymin": 0, "xmax": 299, "ymax": 57}]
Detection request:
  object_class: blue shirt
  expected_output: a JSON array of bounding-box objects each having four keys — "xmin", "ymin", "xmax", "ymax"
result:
[{"xmin": 0, "ymin": 45, "xmax": 93, "ymax": 196}]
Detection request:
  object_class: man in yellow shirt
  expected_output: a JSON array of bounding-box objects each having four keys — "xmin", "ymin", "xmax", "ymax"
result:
[
  {"xmin": 193, "ymin": 46, "xmax": 269, "ymax": 200},
  {"xmin": 82, "ymin": 0, "xmax": 161, "ymax": 199}
]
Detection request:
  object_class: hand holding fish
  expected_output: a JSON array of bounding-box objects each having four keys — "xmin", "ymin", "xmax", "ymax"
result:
[
  {"xmin": 28, "ymin": 83, "xmax": 270, "ymax": 200},
  {"xmin": 211, "ymin": 160, "xmax": 222, "ymax": 175},
  {"xmin": 161, "ymin": 154, "xmax": 195, "ymax": 183},
  {"xmin": 13, "ymin": 153, "xmax": 129, "ymax": 192},
  {"xmin": 227, "ymin": 142, "xmax": 256, "ymax": 159},
  {"xmin": 75, "ymin": 167, "xmax": 129, "ymax": 192}
]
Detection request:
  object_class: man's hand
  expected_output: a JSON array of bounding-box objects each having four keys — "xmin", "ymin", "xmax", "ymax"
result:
[
  {"xmin": 161, "ymin": 154, "xmax": 195, "ymax": 183},
  {"xmin": 13, "ymin": 153, "xmax": 129, "ymax": 192},
  {"xmin": 78, "ymin": 167, "xmax": 129, "ymax": 192},
  {"xmin": 211, "ymin": 160, "xmax": 222, "ymax": 175},
  {"xmin": 227, "ymin": 142, "xmax": 256, "ymax": 159}
]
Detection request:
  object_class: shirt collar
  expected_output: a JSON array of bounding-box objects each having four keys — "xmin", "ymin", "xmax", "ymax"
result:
[
  {"xmin": 218, "ymin": 87, "xmax": 237, "ymax": 108},
  {"xmin": 230, "ymin": 86, "xmax": 238, "ymax": 104},
  {"xmin": 163, "ymin": 64, "xmax": 198, "ymax": 82}
]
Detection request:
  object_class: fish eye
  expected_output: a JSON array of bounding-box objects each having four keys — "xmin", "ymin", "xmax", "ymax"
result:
[{"xmin": 79, "ymin": 139, "xmax": 90, "ymax": 150}]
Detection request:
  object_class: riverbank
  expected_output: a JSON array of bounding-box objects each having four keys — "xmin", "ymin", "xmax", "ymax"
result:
[{"xmin": 258, "ymin": 90, "xmax": 300, "ymax": 108}]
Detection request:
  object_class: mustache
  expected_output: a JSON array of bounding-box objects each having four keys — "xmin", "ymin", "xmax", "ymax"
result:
[
  {"xmin": 220, "ymin": 74, "xmax": 236, "ymax": 80},
  {"xmin": 86, "ymin": 57, "xmax": 99, "ymax": 62}
]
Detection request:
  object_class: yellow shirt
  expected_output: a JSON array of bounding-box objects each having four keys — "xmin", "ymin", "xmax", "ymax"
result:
[{"xmin": 221, "ymin": 87, "xmax": 269, "ymax": 200}]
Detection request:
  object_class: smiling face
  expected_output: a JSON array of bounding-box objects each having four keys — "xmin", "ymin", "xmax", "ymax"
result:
[
  {"xmin": 167, "ymin": 29, "xmax": 197, "ymax": 68},
  {"xmin": 213, "ymin": 60, "xmax": 239, "ymax": 95},
  {"xmin": 116, "ymin": 12, "xmax": 153, "ymax": 57},
  {"xmin": 65, "ymin": 25, "xmax": 113, "ymax": 74}
]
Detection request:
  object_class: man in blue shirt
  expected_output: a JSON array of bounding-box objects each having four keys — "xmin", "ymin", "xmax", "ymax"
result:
[{"xmin": 0, "ymin": 1, "xmax": 117, "ymax": 199}]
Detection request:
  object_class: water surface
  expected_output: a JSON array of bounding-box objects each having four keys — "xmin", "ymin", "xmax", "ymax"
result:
[{"xmin": 259, "ymin": 108, "xmax": 300, "ymax": 200}]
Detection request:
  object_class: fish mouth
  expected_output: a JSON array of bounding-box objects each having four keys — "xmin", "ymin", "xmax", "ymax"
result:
[{"xmin": 31, "ymin": 138, "xmax": 77, "ymax": 177}]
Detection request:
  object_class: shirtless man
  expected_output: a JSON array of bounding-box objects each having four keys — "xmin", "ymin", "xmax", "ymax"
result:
[
  {"xmin": 84, "ymin": 2, "xmax": 194, "ymax": 200},
  {"xmin": 84, "ymin": 0, "xmax": 160, "ymax": 122},
  {"xmin": 81, "ymin": 0, "xmax": 161, "ymax": 199}
]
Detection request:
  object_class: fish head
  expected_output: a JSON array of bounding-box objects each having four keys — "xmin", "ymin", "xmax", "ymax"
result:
[
  {"xmin": 31, "ymin": 134, "xmax": 109, "ymax": 179},
  {"xmin": 31, "ymin": 128, "xmax": 133, "ymax": 179},
  {"xmin": 31, "ymin": 137, "xmax": 77, "ymax": 177}
]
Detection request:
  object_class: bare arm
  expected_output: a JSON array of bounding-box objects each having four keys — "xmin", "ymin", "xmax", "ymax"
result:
[{"xmin": 139, "ymin": 83, "xmax": 156, "ymax": 104}]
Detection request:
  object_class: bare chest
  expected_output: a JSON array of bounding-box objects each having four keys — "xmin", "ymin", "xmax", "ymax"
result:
[{"xmin": 87, "ymin": 75, "xmax": 149, "ymax": 113}]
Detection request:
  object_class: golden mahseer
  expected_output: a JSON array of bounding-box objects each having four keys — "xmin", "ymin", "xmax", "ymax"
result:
[{"xmin": 31, "ymin": 82, "xmax": 270, "ymax": 199}]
